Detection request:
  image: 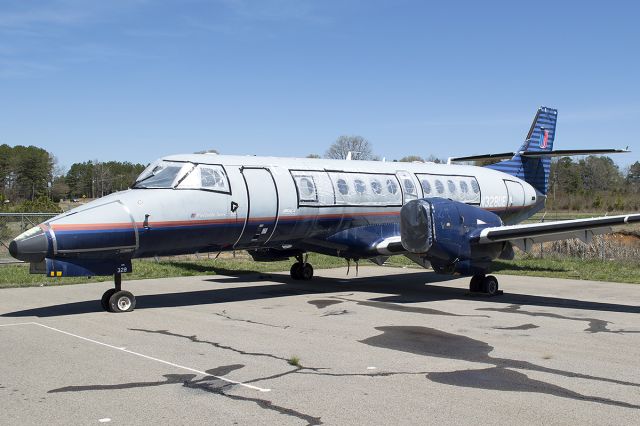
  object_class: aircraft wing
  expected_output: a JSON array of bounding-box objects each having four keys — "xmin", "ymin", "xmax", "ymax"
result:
[{"xmin": 472, "ymin": 214, "xmax": 640, "ymax": 251}]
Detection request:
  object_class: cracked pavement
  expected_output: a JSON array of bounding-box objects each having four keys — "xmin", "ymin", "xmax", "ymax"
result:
[{"xmin": 1, "ymin": 266, "xmax": 639, "ymax": 424}]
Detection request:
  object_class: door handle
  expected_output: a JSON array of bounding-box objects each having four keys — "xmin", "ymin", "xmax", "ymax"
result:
[{"xmin": 230, "ymin": 201, "xmax": 239, "ymax": 212}]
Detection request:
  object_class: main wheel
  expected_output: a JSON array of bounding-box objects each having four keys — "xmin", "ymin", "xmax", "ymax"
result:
[
  {"xmin": 482, "ymin": 275, "xmax": 499, "ymax": 296},
  {"xmin": 300, "ymin": 263, "xmax": 314, "ymax": 280},
  {"xmin": 469, "ymin": 275, "xmax": 484, "ymax": 292},
  {"xmin": 290, "ymin": 263, "xmax": 303, "ymax": 280},
  {"xmin": 101, "ymin": 289, "xmax": 117, "ymax": 311},
  {"xmin": 108, "ymin": 290, "xmax": 136, "ymax": 313}
]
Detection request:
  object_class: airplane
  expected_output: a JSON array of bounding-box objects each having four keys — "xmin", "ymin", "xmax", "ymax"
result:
[{"xmin": 8, "ymin": 106, "xmax": 640, "ymax": 313}]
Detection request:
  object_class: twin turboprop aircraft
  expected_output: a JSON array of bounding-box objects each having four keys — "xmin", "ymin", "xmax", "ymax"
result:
[{"xmin": 9, "ymin": 107, "xmax": 640, "ymax": 312}]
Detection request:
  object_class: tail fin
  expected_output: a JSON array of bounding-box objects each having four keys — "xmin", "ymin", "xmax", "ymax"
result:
[{"xmin": 487, "ymin": 106, "xmax": 558, "ymax": 194}]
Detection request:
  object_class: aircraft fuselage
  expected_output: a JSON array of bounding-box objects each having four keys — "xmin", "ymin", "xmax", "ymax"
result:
[{"xmin": 10, "ymin": 154, "xmax": 541, "ymax": 271}]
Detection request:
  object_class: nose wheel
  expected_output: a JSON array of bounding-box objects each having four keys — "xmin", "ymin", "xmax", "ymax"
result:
[
  {"xmin": 101, "ymin": 273, "xmax": 137, "ymax": 313},
  {"xmin": 290, "ymin": 255, "xmax": 314, "ymax": 280}
]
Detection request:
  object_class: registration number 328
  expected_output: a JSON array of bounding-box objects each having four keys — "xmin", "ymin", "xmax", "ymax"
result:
[{"xmin": 482, "ymin": 195, "xmax": 508, "ymax": 208}]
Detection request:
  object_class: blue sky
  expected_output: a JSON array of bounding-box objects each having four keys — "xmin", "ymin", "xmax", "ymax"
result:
[{"xmin": 1, "ymin": 0, "xmax": 639, "ymax": 171}]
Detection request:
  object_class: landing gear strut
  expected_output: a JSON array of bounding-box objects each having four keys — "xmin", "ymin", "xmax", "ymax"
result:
[
  {"xmin": 469, "ymin": 274, "xmax": 501, "ymax": 296},
  {"xmin": 101, "ymin": 273, "xmax": 136, "ymax": 313},
  {"xmin": 290, "ymin": 254, "xmax": 313, "ymax": 280}
]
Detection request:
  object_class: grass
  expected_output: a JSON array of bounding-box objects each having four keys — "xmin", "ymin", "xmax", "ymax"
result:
[
  {"xmin": 1, "ymin": 251, "xmax": 639, "ymax": 289},
  {"xmin": 491, "ymin": 256, "xmax": 640, "ymax": 284},
  {"xmin": 288, "ymin": 356, "xmax": 302, "ymax": 367},
  {"xmin": 0, "ymin": 253, "xmax": 347, "ymax": 289}
]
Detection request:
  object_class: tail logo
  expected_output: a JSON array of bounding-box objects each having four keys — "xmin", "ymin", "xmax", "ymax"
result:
[{"xmin": 539, "ymin": 129, "xmax": 549, "ymax": 149}]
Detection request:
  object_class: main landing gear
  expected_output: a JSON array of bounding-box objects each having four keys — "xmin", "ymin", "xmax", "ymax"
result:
[
  {"xmin": 290, "ymin": 254, "xmax": 313, "ymax": 280},
  {"xmin": 101, "ymin": 273, "xmax": 136, "ymax": 313},
  {"xmin": 469, "ymin": 274, "xmax": 501, "ymax": 296}
]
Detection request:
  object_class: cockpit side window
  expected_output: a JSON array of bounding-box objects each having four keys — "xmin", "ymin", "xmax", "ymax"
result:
[
  {"xmin": 134, "ymin": 161, "xmax": 190, "ymax": 189},
  {"xmin": 177, "ymin": 164, "xmax": 230, "ymax": 193}
]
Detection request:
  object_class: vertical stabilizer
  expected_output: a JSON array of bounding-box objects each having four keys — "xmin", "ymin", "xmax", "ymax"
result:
[{"xmin": 487, "ymin": 107, "xmax": 558, "ymax": 194}]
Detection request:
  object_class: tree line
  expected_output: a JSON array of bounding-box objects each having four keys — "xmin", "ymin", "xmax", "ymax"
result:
[{"xmin": 0, "ymin": 144, "xmax": 145, "ymax": 210}]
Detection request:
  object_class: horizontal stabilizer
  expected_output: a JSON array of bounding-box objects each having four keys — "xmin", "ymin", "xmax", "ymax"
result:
[
  {"xmin": 447, "ymin": 152, "xmax": 515, "ymax": 163},
  {"xmin": 472, "ymin": 214, "xmax": 640, "ymax": 251},
  {"xmin": 448, "ymin": 148, "xmax": 630, "ymax": 163}
]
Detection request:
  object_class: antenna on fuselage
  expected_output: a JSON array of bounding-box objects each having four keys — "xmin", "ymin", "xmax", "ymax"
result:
[{"xmin": 346, "ymin": 151, "xmax": 361, "ymax": 160}]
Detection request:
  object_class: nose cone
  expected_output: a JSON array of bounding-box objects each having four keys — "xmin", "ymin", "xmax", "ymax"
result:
[{"xmin": 9, "ymin": 226, "xmax": 48, "ymax": 262}]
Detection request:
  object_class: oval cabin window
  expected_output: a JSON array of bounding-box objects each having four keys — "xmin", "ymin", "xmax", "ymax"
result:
[
  {"xmin": 386, "ymin": 179, "xmax": 398, "ymax": 194},
  {"xmin": 421, "ymin": 179, "xmax": 431, "ymax": 194},
  {"xmin": 337, "ymin": 178, "xmax": 349, "ymax": 195},
  {"xmin": 447, "ymin": 180, "xmax": 456, "ymax": 193},
  {"xmin": 403, "ymin": 179, "xmax": 416, "ymax": 194},
  {"xmin": 299, "ymin": 177, "xmax": 315, "ymax": 197},
  {"xmin": 371, "ymin": 179, "xmax": 382, "ymax": 194}
]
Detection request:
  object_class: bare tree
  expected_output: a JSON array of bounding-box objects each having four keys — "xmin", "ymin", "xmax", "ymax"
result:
[
  {"xmin": 325, "ymin": 135, "xmax": 375, "ymax": 160},
  {"xmin": 306, "ymin": 154, "xmax": 321, "ymax": 158}
]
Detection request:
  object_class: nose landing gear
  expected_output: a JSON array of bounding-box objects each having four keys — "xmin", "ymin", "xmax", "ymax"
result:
[
  {"xmin": 290, "ymin": 254, "xmax": 314, "ymax": 280},
  {"xmin": 101, "ymin": 273, "xmax": 137, "ymax": 313}
]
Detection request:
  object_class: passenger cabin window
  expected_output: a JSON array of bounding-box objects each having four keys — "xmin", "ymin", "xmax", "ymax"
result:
[
  {"xmin": 421, "ymin": 179, "xmax": 432, "ymax": 195},
  {"xmin": 371, "ymin": 179, "xmax": 382, "ymax": 194},
  {"xmin": 387, "ymin": 179, "xmax": 398, "ymax": 194},
  {"xmin": 330, "ymin": 172, "xmax": 402, "ymax": 206},
  {"xmin": 177, "ymin": 164, "xmax": 230, "ymax": 193},
  {"xmin": 471, "ymin": 180, "xmax": 480, "ymax": 194},
  {"xmin": 403, "ymin": 179, "xmax": 416, "ymax": 195},
  {"xmin": 290, "ymin": 170, "xmax": 334, "ymax": 206},
  {"xmin": 337, "ymin": 179, "xmax": 349, "ymax": 195},
  {"xmin": 292, "ymin": 170, "xmax": 402, "ymax": 207},
  {"xmin": 293, "ymin": 175, "xmax": 318, "ymax": 202},
  {"xmin": 416, "ymin": 173, "xmax": 481, "ymax": 204}
]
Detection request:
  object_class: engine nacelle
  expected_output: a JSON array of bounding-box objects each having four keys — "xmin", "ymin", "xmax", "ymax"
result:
[{"xmin": 400, "ymin": 198, "xmax": 504, "ymax": 275}]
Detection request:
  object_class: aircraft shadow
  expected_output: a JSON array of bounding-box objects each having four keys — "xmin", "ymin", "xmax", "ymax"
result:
[{"xmin": 2, "ymin": 269, "xmax": 639, "ymax": 318}]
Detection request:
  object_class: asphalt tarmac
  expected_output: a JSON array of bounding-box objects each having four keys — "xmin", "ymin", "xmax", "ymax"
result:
[{"xmin": 1, "ymin": 266, "xmax": 639, "ymax": 425}]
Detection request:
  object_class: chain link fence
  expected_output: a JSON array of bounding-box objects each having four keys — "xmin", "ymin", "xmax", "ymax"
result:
[{"xmin": 0, "ymin": 213, "xmax": 57, "ymax": 263}]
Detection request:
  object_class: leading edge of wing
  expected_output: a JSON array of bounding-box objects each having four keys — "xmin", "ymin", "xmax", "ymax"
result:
[{"xmin": 473, "ymin": 214, "xmax": 640, "ymax": 244}]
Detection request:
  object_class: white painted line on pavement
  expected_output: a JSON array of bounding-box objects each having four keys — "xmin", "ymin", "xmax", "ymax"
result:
[{"xmin": 1, "ymin": 322, "xmax": 271, "ymax": 392}]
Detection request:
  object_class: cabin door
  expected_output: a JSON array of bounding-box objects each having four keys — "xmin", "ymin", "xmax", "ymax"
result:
[
  {"xmin": 235, "ymin": 167, "xmax": 279, "ymax": 248},
  {"xmin": 504, "ymin": 180, "xmax": 525, "ymax": 212}
]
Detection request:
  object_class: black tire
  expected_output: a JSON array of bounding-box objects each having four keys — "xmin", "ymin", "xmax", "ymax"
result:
[
  {"xmin": 101, "ymin": 289, "xmax": 117, "ymax": 311},
  {"xmin": 290, "ymin": 263, "xmax": 302, "ymax": 280},
  {"xmin": 482, "ymin": 275, "xmax": 499, "ymax": 296},
  {"xmin": 469, "ymin": 275, "xmax": 483, "ymax": 292},
  {"xmin": 108, "ymin": 290, "xmax": 136, "ymax": 313},
  {"xmin": 301, "ymin": 263, "xmax": 314, "ymax": 280}
]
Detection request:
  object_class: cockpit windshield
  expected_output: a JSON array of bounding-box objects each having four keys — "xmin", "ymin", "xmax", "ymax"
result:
[{"xmin": 133, "ymin": 161, "xmax": 192, "ymax": 189}]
